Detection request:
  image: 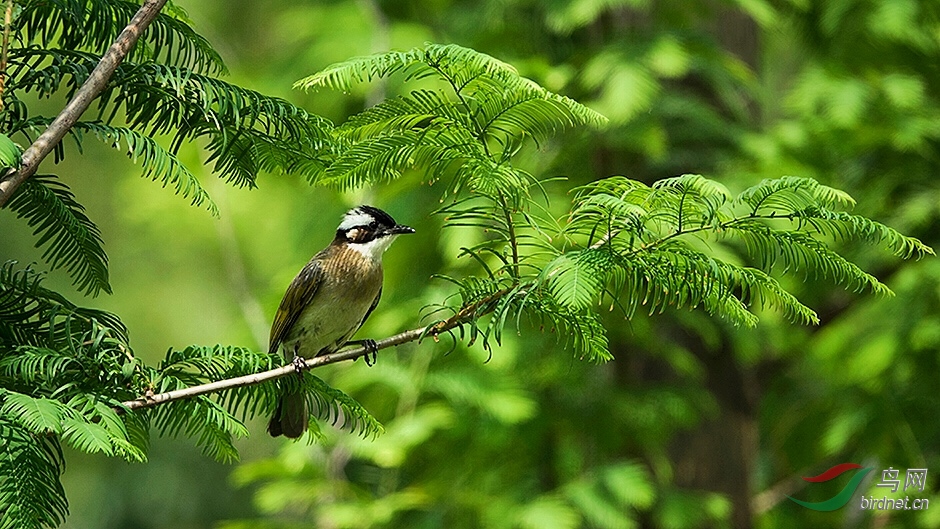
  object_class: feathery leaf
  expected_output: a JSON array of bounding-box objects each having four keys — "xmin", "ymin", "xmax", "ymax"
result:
[
  {"xmin": 5, "ymin": 176, "xmax": 110, "ymax": 296},
  {"xmin": 17, "ymin": 0, "xmax": 226, "ymax": 74},
  {"xmin": 0, "ymin": 420, "xmax": 67, "ymax": 529}
]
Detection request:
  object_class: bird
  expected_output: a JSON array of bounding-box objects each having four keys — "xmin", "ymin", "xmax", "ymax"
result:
[{"xmin": 267, "ymin": 205, "xmax": 415, "ymax": 438}]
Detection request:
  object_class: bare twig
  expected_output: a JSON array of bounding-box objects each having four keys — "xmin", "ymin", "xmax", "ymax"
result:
[
  {"xmin": 589, "ymin": 230, "xmax": 618, "ymax": 249},
  {"xmin": 122, "ymin": 325, "xmax": 431, "ymax": 410},
  {"xmin": 0, "ymin": 0, "xmax": 14, "ymax": 110},
  {"xmin": 0, "ymin": 0, "xmax": 169, "ymax": 208},
  {"xmin": 121, "ymin": 287, "xmax": 515, "ymax": 411},
  {"xmin": 499, "ymin": 193, "xmax": 520, "ymax": 279}
]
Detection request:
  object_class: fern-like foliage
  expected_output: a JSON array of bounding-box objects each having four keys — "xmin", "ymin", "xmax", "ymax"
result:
[
  {"xmin": 0, "ymin": 262, "xmax": 125, "ymax": 349},
  {"xmin": 2, "ymin": 5, "xmax": 332, "ymax": 296},
  {"xmin": 303, "ymin": 375, "xmax": 384, "ymax": 439},
  {"xmin": 300, "ymin": 44, "xmax": 615, "ymax": 360},
  {"xmin": 142, "ymin": 345, "xmax": 382, "ymax": 461},
  {"xmin": 0, "ymin": 264, "xmax": 382, "ymax": 523},
  {"xmin": 140, "ymin": 345, "xmax": 275, "ymax": 463},
  {"xmin": 18, "ymin": 118, "xmax": 218, "ymax": 214},
  {"xmin": 5, "ymin": 48, "xmax": 332, "ymax": 188},
  {"xmin": 418, "ymin": 173, "xmax": 932, "ymax": 362},
  {"xmin": 297, "ymin": 43, "xmax": 605, "ymax": 192},
  {"xmin": 0, "ymin": 419, "xmax": 67, "ymax": 529},
  {"xmin": 0, "ymin": 263, "xmax": 143, "ymax": 527},
  {"xmin": 5, "ymin": 176, "xmax": 110, "ymax": 295},
  {"xmin": 305, "ymin": 46, "xmax": 931, "ymax": 362},
  {"xmin": 17, "ymin": 0, "xmax": 226, "ymax": 74},
  {"xmin": 541, "ymin": 174, "xmax": 933, "ymax": 327}
]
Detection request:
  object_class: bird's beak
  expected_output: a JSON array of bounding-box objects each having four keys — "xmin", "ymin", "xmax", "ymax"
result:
[{"xmin": 388, "ymin": 224, "xmax": 416, "ymax": 235}]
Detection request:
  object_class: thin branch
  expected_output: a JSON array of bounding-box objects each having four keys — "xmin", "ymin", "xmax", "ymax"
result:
[
  {"xmin": 0, "ymin": 0, "xmax": 169, "ymax": 208},
  {"xmin": 430, "ymin": 62, "xmax": 491, "ymax": 157},
  {"xmin": 630, "ymin": 212, "xmax": 797, "ymax": 255},
  {"xmin": 499, "ymin": 192, "xmax": 520, "ymax": 279},
  {"xmin": 0, "ymin": 0, "xmax": 14, "ymax": 110},
  {"xmin": 122, "ymin": 326, "xmax": 430, "ymax": 411},
  {"xmin": 589, "ymin": 229, "xmax": 618, "ymax": 249},
  {"xmin": 121, "ymin": 287, "xmax": 515, "ymax": 411}
]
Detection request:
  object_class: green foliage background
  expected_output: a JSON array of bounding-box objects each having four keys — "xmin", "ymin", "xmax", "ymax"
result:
[{"xmin": 0, "ymin": 0, "xmax": 938, "ymax": 528}]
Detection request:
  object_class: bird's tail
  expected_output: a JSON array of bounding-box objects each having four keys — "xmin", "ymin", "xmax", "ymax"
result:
[{"xmin": 268, "ymin": 388, "xmax": 307, "ymax": 438}]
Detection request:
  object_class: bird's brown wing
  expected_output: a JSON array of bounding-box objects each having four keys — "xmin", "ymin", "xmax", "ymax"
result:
[{"xmin": 269, "ymin": 259, "xmax": 324, "ymax": 354}]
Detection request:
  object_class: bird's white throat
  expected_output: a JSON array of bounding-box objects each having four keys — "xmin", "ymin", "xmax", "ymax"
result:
[{"xmin": 349, "ymin": 234, "xmax": 399, "ymax": 261}]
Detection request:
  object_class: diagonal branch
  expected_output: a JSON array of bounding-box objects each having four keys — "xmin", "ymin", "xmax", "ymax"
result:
[
  {"xmin": 121, "ymin": 287, "xmax": 514, "ymax": 411},
  {"xmin": 123, "ymin": 325, "xmax": 432, "ymax": 411},
  {"xmin": 0, "ymin": 0, "xmax": 14, "ymax": 109},
  {"xmin": 0, "ymin": 0, "xmax": 169, "ymax": 208}
]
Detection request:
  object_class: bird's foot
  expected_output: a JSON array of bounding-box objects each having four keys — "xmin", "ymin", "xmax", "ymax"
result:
[
  {"xmin": 291, "ymin": 354, "xmax": 307, "ymax": 377},
  {"xmin": 350, "ymin": 339, "xmax": 378, "ymax": 366},
  {"xmin": 363, "ymin": 339, "xmax": 378, "ymax": 367}
]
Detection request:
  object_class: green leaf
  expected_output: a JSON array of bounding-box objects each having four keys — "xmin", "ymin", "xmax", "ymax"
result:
[
  {"xmin": 602, "ymin": 462, "xmax": 656, "ymax": 509},
  {"xmin": 298, "ymin": 43, "xmax": 604, "ymax": 181},
  {"xmin": 542, "ymin": 251, "xmax": 606, "ymax": 310},
  {"xmin": 565, "ymin": 480, "xmax": 632, "ymax": 529},
  {"xmin": 0, "ymin": 393, "xmax": 65, "ymax": 434},
  {"xmin": 736, "ymin": 176, "xmax": 856, "ymax": 213},
  {"xmin": 18, "ymin": 0, "xmax": 226, "ymax": 74},
  {"xmin": 0, "ymin": 262, "xmax": 129, "ymax": 360},
  {"xmin": 9, "ymin": 51, "xmax": 332, "ymax": 188},
  {"xmin": 305, "ymin": 375, "xmax": 384, "ymax": 439},
  {"xmin": 0, "ymin": 420, "xmax": 68, "ymax": 529},
  {"xmin": 0, "ymin": 133, "xmax": 22, "ymax": 169},
  {"xmin": 295, "ymin": 43, "xmax": 519, "ymax": 93},
  {"xmin": 793, "ymin": 207, "xmax": 934, "ymax": 259},
  {"xmin": 61, "ymin": 418, "xmax": 114, "ymax": 455},
  {"xmin": 558, "ymin": 174, "xmax": 931, "ymax": 328},
  {"xmin": 6, "ymin": 176, "xmax": 110, "ymax": 296}
]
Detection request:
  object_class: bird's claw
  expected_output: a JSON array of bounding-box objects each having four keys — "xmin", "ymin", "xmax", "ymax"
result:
[
  {"xmin": 352, "ymin": 339, "xmax": 379, "ymax": 366},
  {"xmin": 363, "ymin": 339, "xmax": 378, "ymax": 367},
  {"xmin": 291, "ymin": 355, "xmax": 306, "ymax": 377}
]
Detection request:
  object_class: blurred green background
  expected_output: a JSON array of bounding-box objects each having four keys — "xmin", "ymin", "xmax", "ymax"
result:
[{"xmin": 2, "ymin": 0, "xmax": 939, "ymax": 527}]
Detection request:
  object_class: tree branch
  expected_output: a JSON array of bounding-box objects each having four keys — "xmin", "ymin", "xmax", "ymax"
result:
[
  {"xmin": 122, "ymin": 326, "xmax": 430, "ymax": 411},
  {"xmin": 499, "ymin": 192, "xmax": 520, "ymax": 279},
  {"xmin": 0, "ymin": 0, "xmax": 14, "ymax": 110},
  {"xmin": 0, "ymin": 0, "xmax": 169, "ymax": 208},
  {"xmin": 630, "ymin": 212, "xmax": 797, "ymax": 254},
  {"xmin": 121, "ymin": 287, "xmax": 515, "ymax": 411}
]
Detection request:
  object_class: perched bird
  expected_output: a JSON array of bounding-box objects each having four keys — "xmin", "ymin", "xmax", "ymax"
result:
[{"xmin": 267, "ymin": 205, "xmax": 414, "ymax": 438}]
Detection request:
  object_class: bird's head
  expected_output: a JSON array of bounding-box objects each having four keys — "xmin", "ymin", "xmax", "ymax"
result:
[{"xmin": 335, "ymin": 205, "xmax": 415, "ymax": 259}]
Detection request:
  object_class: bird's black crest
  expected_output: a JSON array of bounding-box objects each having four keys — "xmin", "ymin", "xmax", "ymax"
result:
[
  {"xmin": 357, "ymin": 205, "xmax": 397, "ymax": 228},
  {"xmin": 336, "ymin": 205, "xmax": 399, "ymax": 243}
]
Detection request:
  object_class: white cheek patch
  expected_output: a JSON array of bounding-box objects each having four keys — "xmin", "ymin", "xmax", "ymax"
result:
[
  {"xmin": 338, "ymin": 209, "xmax": 374, "ymax": 231},
  {"xmin": 350, "ymin": 234, "xmax": 399, "ymax": 261}
]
